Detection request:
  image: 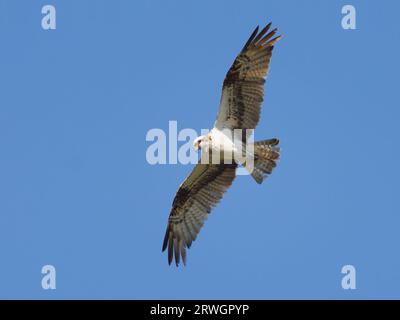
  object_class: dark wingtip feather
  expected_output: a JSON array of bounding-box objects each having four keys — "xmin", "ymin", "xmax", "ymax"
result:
[
  {"xmin": 241, "ymin": 25, "xmax": 259, "ymax": 51},
  {"xmin": 253, "ymin": 22, "xmax": 272, "ymax": 44},
  {"xmin": 242, "ymin": 23, "xmax": 282, "ymax": 52},
  {"xmin": 174, "ymin": 238, "xmax": 180, "ymax": 266},
  {"xmin": 258, "ymin": 28, "xmax": 278, "ymax": 46},
  {"xmin": 272, "ymin": 138, "xmax": 280, "ymax": 145},
  {"xmin": 182, "ymin": 246, "xmax": 187, "ymax": 266},
  {"xmin": 168, "ymin": 235, "xmax": 173, "ymax": 265},
  {"xmin": 162, "ymin": 225, "xmax": 169, "ymax": 252},
  {"xmin": 265, "ymin": 35, "xmax": 282, "ymax": 49}
]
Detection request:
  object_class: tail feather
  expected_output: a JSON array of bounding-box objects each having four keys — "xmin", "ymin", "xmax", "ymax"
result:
[{"xmin": 247, "ymin": 138, "xmax": 280, "ymax": 184}]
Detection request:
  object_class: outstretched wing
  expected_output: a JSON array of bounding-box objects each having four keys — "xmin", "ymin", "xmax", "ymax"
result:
[
  {"xmin": 215, "ymin": 23, "xmax": 281, "ymax": 133},
  {"xmin": 162, "ymin": 162, "xmax": 237, "ymax": 266}
]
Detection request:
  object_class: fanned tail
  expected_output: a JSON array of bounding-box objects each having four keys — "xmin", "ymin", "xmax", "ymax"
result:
[{"xmin": 246, "ymin": 138, "xmax": 280, "ymax": 184}]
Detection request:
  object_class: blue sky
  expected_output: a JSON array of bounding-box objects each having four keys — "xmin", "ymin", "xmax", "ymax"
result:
[{"xmin": 0, "ymin": 0, "xmax": 399, "ymax": 299}]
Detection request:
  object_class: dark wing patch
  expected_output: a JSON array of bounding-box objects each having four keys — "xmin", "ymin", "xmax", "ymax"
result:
[{"xmin": 162, "ymin": 163, "xmax": 237, "ymax": 266}]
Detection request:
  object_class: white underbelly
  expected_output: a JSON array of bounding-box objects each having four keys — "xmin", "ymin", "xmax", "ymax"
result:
[{"xmin": 209, "ymin": 128, "xmax": 245, "ymax": 162}]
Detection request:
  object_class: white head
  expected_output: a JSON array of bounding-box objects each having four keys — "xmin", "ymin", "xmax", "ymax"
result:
[{"xmin": 193, "ymin": 135, "xmax": 206, "ymax": 151}]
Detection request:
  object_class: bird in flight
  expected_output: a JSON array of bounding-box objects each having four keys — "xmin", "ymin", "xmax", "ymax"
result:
[{"xmin": 162, "ymin": 22, "xmax": 282, "ymax": 266}]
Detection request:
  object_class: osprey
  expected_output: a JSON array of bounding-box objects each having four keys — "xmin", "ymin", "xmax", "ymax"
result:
[{"xmin": 162, "ymin": 22, "xmax": 282, "ymax": 266}]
